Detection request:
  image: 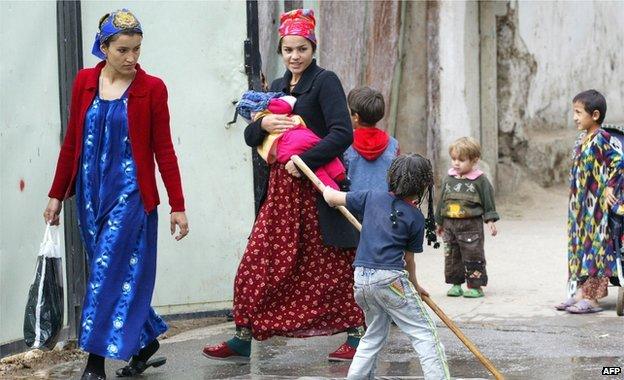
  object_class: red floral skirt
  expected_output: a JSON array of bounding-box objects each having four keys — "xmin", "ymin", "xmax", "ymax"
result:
[{"xmin": 233, "ymin": 164, "xmax": 364, "ymax": 340}]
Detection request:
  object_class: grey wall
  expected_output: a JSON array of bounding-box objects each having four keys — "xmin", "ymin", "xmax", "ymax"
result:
[
  {"xmin": 496, "ymin": 0, "xmax": 624, "ymax": 188},
  {"xmin": 395, "ymin": 1, "xmax": 429, "ymax": 157},
  {"xmin": 0, "ymin": 1, "xmax": 67, "ymax": 346},
  {"xmin": 1, "ymin": 1, "xmax": 253, "ymax": 347},
  {"xmin": 437, "ymin": 1, "xmax": 481, "ymax": 172},
  {"xmin": 80, "ymin": 1, "xmax": 253, "ymax": 316},
  {"xmin": 517, "ymin": 1, "xmax": 624, "ymax": 128}
]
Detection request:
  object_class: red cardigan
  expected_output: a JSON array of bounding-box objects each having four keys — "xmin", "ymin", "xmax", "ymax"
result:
[{"xmin": 48, "ymin": 61, "xmax": 185, "ymax": 213}]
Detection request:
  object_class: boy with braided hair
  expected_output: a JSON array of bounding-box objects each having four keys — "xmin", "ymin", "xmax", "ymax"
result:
[{"xmin": 324, "ymin": 154, "xmax": 450, "ymax": 380}]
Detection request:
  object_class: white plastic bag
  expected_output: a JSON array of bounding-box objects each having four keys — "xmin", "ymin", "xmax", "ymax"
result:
[{"xmin": 23, "ymin": 224, "xmax": 64, "ymax": 349}]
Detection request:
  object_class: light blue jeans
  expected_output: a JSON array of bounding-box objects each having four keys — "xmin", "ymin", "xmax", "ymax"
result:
[{"xmin": 347, "ymin": 267, "xmax": 450, "ymax": 380}]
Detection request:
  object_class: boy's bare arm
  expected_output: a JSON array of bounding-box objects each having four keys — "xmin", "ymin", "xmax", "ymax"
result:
[
  {"xmin": 404, "ymin": 251, "xmax": 417, "ymax": 284},
  {"xmin": 405, "ymin": 251, "xmax": 429, "ymax": 296},
  {"xmin": 323, "ymin": 187, "xmax": 347, "ymax": 207}
]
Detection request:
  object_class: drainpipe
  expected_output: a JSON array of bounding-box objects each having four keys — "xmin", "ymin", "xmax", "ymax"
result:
[
  {"xmin": 56, "ymin": 0, "xmax": 86, "ymax": 342},
  {"xmin": 246, "ymin": 0, "xmax": 269, "ymax": 215},
  {"xmin": 245, "ymin": 0, "xmax": 263, "ymax": 91}
]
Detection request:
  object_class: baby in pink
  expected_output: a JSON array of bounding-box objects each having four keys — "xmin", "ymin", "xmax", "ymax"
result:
[{"xmin": 256, "ymin": 95, "xmax": 345, "ymax": 190}]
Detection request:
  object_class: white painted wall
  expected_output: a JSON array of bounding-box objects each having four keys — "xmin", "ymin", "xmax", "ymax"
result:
[
  {"xmin": 1, "ymin": 0, "xmax": 252, "ymax": 348},
  {"xmin": 438, "ymin": 1, "xmax": 481, "ymax": 167},
  {"xmin": 80, "ymin": 2, "xmax": 253, "ymax": 315},
  {"xmin": 0, "ymin": 2, "xmax": 68, "ymax": 345},
  {"xmin": 516, "ymin": 1, "xmax": 624, "ymax": 126}
]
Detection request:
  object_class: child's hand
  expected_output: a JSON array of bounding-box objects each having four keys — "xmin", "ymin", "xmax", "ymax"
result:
[
  {"xmin": 436, "ymin": 225, "xmax": 444, "ymax": 236},
  {"xmin": 415, "ymin": 284, "xmax": 430, "ymax": 297},
  {"xmin": 323, "ymin": 187, "xmax": 336, "ymax": 207},
  {"xmin": 605, "ymin": 186, "xmax": 617, "ymax": 207},
  {"xmin": 487, "ymin": 221, "xmax": 497, "ymax": 236}
]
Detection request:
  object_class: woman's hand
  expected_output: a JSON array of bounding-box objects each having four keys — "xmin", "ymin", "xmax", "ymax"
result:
[
  {"xmin": 285, "ymin": 160, "xmax": 301, "ymax": 178},
  {"xmin": 44, "ymin": 198, "xmax": 62, "ymax": 225},
  {"xmin": 260, "ymin": 114, "xmax": 296, "ymax": 134},
  {"xmin": 170, "ymin": 211, "xmax": 189, "ymax": 241}
]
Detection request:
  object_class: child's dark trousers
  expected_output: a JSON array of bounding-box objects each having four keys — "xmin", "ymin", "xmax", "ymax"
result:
[{"xmin": 442, "ymin": 217, "xmax": 487, "ymax": 288}]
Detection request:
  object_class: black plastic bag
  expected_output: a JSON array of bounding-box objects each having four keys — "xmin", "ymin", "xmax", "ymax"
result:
[{"xmin": 23, "ymin": 225, "xmax": 64, "ymax": 349}]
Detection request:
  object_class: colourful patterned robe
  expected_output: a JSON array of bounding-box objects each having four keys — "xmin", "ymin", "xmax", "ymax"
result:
[{"xmin": 568, "ymin": 129, "xmax": 624, "ymax": 286}]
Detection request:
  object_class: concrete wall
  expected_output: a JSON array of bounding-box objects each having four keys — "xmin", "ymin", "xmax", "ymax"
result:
[
  {"xmin": 260, "ymin": 0, "xmax": 428, "ymax": 156},
  {"xmin": 1, "ymin": 1, "xmax": 253, "ymax": 349},
  {"xmin": 80, "ymin": 1, "xmax": 253, "ymax": 315},
  {"xmin": 495, "ymin": 0, "xmax": 624, "ymax": 188},
  {"xmin": 258, "ymin": 0, "xmax": 283, "ymax": 86},
  {"xmin": 395, "ymin": 1, "xmax": 429, "ymax": 157},
  {"xmin": 318, "ymin": 1, "xmax": 368, "ymax": 101},
  {"xmin": 437, "ymin": 1, "xmax": 481, "ymax": 171},
  {"xmin": 0, "ymin": 2, "xmax": 68, "ymax": 346},
  {"xmin": 516, "ymin": 1, "xmax": 624, "ymax": 128}
]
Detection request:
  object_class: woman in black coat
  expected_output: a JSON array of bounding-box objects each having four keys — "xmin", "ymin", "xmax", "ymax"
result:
[{"xmin": 203, "ymin": 8, "xmax": 364, "ymax": 363}]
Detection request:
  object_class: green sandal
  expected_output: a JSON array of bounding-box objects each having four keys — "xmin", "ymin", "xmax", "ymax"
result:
[
  {"xmin": 463, "ymin": 288, "xmax": 484, "ymax": 298},
  {"xmin": 446, "ymin": 285, "xmax": 463, "ymax": 297}
]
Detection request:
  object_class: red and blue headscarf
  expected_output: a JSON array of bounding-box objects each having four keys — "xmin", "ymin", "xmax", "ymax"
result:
[
  {"xmin": 91, "ymin": 9, "xmax": 142, "ymax": 60},
  {"xmin": 278, "ymin": 8, "xmax": 317, "ymax": 45}
]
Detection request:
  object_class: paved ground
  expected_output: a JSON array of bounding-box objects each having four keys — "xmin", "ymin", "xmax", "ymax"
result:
[{"xmin": 31, "ymin": 184, "xmax": 624, "ymax": 379}]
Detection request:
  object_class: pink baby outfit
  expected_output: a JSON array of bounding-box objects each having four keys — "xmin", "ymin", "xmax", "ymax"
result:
[{"xmin": 262, "ymin": 97, "xmax": 345, "ymax": 190}]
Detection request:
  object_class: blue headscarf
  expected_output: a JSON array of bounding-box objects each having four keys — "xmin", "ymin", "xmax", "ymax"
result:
[
  {"xmin": 91, "ymin": 9, "xmax": 142, "ymax": 60},
  {"xmin": 236, "ymin": 91, "xmax": 285, "ymax": 120}
]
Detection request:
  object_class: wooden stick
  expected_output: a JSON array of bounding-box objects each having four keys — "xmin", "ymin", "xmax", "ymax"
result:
[
  {"xmin": 420, "ymin": 297, "xmax": 504, "ymax": 379},
  {"xmin": 290, "ymin": 156, "xmax": 362, "ymax": 230},
  {"xmin": 291, "ymin": 154, "xmax": 505, "ymax": 380}
]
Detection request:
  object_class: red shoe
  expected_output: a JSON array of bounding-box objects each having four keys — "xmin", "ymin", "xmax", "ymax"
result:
[
  {"xmin": 327, "ymin": 342, "xmax": 357, "ymax": 362},
  {"xmin": 202, "ymin": 342, "xmax": 250, "ymax": 363}
]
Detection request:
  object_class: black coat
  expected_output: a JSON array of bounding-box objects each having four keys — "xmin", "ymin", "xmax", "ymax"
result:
[{"xmin": 244, "ymin": 59, "xmax": 359, "ymax": 248}]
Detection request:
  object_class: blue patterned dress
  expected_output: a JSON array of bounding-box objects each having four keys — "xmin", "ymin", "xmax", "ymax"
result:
[{"xmin": 75, "ymin": 93, "xmax": 167, "ymax": 361}]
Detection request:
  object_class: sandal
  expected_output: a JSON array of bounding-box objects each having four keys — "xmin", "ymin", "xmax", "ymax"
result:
[
  {"xmin": 463, "ymin": 288, "xmax": 484, "ymax": 298},
  {"xmin": 566, "ymin": 299, "xmax": 603, "ymax": 314},
  {"xmin": 116, "ymin": 356, "xmax": 166, "ymax": 377},
  {"xmin": 554, "ymin": 297, "xmax": 576, "ymax": 311}
]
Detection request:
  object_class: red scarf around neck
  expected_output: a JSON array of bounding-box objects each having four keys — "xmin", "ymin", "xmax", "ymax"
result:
[{"xmin": 353, "ymin": 127, "xmax": 390, "ymax": 161}]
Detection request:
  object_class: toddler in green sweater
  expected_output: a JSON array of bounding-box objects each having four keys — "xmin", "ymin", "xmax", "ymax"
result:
[{"xmin": 435, "ymin": 137, "xmax": 499, "ymax": 298}]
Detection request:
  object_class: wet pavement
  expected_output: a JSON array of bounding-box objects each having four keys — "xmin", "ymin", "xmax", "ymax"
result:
[
  {"xmin": 31, "ymin": 185, "xmax": 624, "ymax": 379},
  {"xmin": 40, "ymin": 313, "xmax": 623, "ymax": 380}
]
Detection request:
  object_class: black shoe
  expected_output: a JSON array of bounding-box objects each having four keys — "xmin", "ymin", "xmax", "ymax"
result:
[
  {"xmin": 81, "ymin": 371, "xmax": 106, "ymax": 380},
  {"xmin": 115, "ymin": 357, "xmax": 166, "ymax": 377}
]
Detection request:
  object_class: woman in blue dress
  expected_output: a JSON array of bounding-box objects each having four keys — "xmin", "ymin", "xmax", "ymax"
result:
[{"xmin": 44, "ymin": 10, "xmax": 188, "ymax": 380}]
